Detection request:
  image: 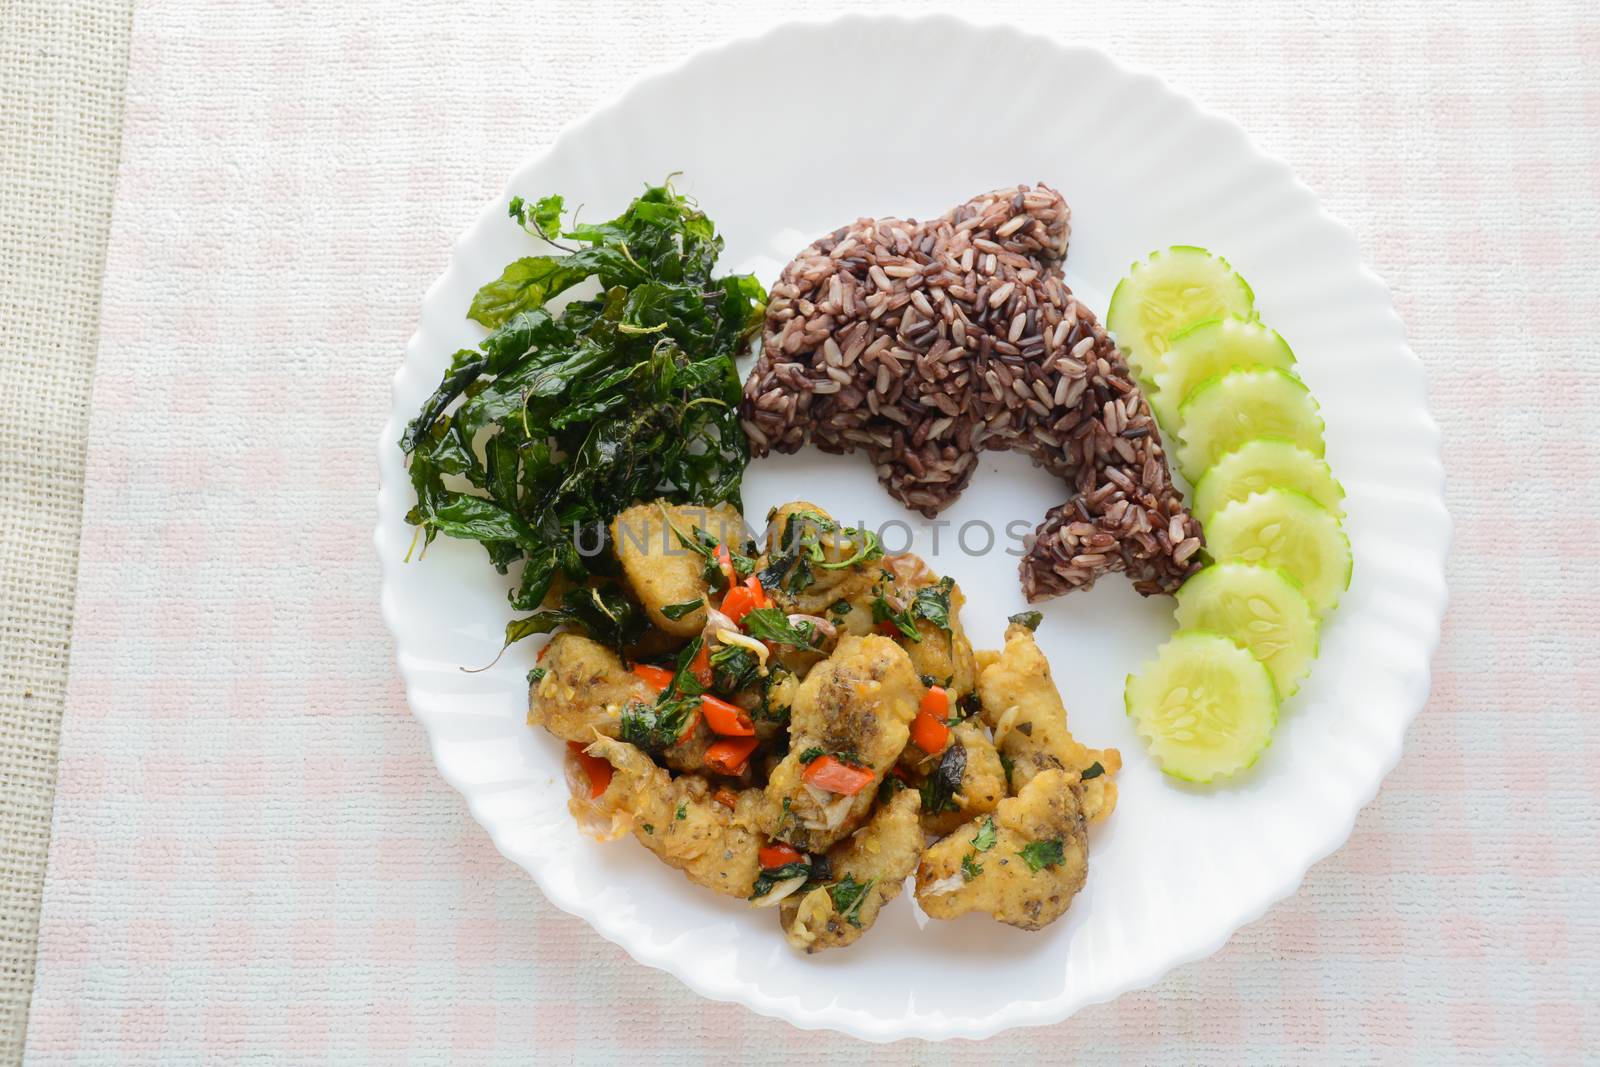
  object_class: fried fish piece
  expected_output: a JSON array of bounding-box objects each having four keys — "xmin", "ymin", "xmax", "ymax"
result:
[
  {"xmin": 914, "ymin": 768, "xmax": 1088, "ymax": 931},
  {"xmin": 758, "ymin": 634, "xmax": 919, "ymax": 852},
  {"xmin": 529, "ymin": 632, "xmax": 652, "ymax": 742},
  {"xmin": 977, "ymin": 622, "xmax": 1119, "ymax": 821},
  {"xmin": 566, "ymin": 736, "xmax": 765, "ymax": 900},
  {"xmin": 779, "ymin": 789, "xmax": 921, "ymax": 953},
  {"xmin": 611, "ymin": 501, "xmax": 746, "ymax": 638},
  {"xmin": 529, "ymin": 632, "xmax": 713, "ymax": 774}
]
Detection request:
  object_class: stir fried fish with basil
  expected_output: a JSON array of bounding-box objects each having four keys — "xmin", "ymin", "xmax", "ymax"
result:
[
  {"xmin": 532, "ymin": 498, "xmax": 1120, "ymax": 950},
  {"xmin": 398, "ymin": 182, "xmax": 1121, "ymax": 948}
]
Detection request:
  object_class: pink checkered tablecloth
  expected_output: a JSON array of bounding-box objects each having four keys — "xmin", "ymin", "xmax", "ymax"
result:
[{"xmin": 25, "ymin": 0, "xmax": 1600, "ymax": 1062}]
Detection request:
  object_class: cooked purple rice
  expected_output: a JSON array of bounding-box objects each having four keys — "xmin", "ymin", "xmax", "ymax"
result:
[{"xmin": 739, "ymin": 184, "xmax": 1201, "ymax": 600}]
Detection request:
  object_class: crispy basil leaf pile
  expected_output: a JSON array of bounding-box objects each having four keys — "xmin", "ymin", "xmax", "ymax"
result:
[{"xmin": 400, "ymin": 183, "xmax": 766, "ymax": 647}]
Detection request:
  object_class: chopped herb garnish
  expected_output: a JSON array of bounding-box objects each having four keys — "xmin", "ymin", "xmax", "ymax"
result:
[
  {"xmin": 741, "ymin": 607, "xmax": 816, "ymax": 647},
  {"xmin": 782, "ymin": 555, "xmax": 814, "ymax": 594},
  {"xmin": 871, "ymin": 593, "xmax": 922, "ymax": 641},
  {"xmin": 755, "ymin": 513, "xmax": 821, "ymax": 590},
  {"xmin": 675, "ymin": 802, "xmax": 687, "ymax": 821},
  {"xmin": 909, "ymin": 576, "xmax": 956, "ymax": 633},
  {"xmin": 671, "ymin": 524, "xmax": 754, "ymax": 591},
  {"xmin": 877, "ymin": 775, "xmax": 907, "ymax": 803},
  {"xmin": 668, "ymin": 636, "xmax": 707, "ymax": 698},
  {"xmin": 759, "ymin": 511, "xmax": 880, "ymax": 590},
  {"xmin": 619, "ymin": 696, "xmax": 698, "ymax": 752},
  {"xmin": 871, "ymin": 576, "xmax": 955, "ymax": 643},
  {"xmin": 642, "ymin": 824, "xmax": 654, "ymax": 835},
  {"xmin": 959, "ymin": 818, "xmax": 996, "ymax": 882},
  {"xmin": 827, "ymin": 874, "xmax": 878, "ymax": 928},
  {"xmin": 1007, "ymin": 610, "xmax": 1044, "ymax": 631},
  {"xmin": 786, "ymin": 509, "xmax": 836, "ymax": 536},
  {"xmin": 526, "ymin": 666, "xmax": 547, "ymax": 686},
  {"xmin": 998, "ymin": 752, "xmax": 1015, "ymax": 788},
  {"xmin": 749, "ymin": 861, "xmax": 810, "ymax": 899},
  {"xmin": 815, "ymin": 526, "xmax": 882, "ymax": 570},
  {"xmin": 660, "ymin": 598, "xmax": 704, "ymax": 621},
  {"xmin": 797, "ymin": 746, "xmax": 825, "ymax": 764},
  {"xmin": 1018, "ymin": 839, "xmax": 1066, "ymax": 873},
  {"xmin": 826, "ymin": 599, "xmax": 852, "ymax": 619},
  {"xmin": 755, "ymin": 667, "xmax": 792, "ymax": 722},
  {"xmin": 1080, "ymin": 761, "xmax": 1105, "ymax": 781},
  {"xmin": 618, "ymin": 640, "xmax": 703, "ymax": 752},
  {"xmin": 709, "ymin": 644, "xmax": 760, "ymax": 695}
]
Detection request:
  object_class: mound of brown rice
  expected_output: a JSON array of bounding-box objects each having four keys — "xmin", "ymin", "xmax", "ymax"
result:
[{"xmin": 739, "ymin": 184, "xmax": 1202, "ymax": 601}]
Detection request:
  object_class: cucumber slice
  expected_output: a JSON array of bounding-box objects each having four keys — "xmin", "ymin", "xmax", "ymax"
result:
[
  {"xmin": 1124, "ymin": 631, "xmax": 1277, "ymax": 782},
  {"xmin": 1106, "ymin": 247, "xmax": 1256, "ymax": 388},
  {"xmin": 1174, "ymin": 563, "xmax": 1318, "ymax": 698},
  {"xmin": 1151, "ymin": 318, "xmax": 1296, "ymax": 430},
  {"xmin": 1204, "ymin": 488, "xmax": 1352, "ymax": 616},
  {"xmin": 1192, "ymin": 438, "xmax": 1346, "ymax": 527},
  {"xmin": 1175, "ymin": 368, "xmax": 1324, "ymax": 482}
]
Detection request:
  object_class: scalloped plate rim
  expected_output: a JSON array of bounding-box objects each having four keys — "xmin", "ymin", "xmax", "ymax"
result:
[{"xmin": 376, "ymin": 12, "xmax": 1449, "ymax": 1042}]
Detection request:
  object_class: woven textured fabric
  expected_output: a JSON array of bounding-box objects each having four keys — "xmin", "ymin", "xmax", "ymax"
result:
[
  {"xmin": 23, "ymin": 0, "xmax": 1600, "ymax": 1062},
  {"xmin": 0, "ymin": 0, "xmax": 133, "ymax": 1061}
]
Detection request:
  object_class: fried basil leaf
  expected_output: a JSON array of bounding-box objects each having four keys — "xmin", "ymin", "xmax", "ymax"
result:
[
  {"xmin": 827, "ymin": 874, "xmax": 878, "ymax": 928},
  {"xmin": 918, "ymin": 739, "xmax": 967, "ymax": 814},
  {"xmin": 740, "ymin": 607, "xmax": 816, "ymax": 647},
  {"xmin": 660, "ymin": 598, "xmax": 703, "ymax": 621},
  {"xmin": 502, "ymin": 584, "xmax": 644, "ymax": 655},
  {"xmin": 871, "ymin": 594, "xmax": 922, "ymax": 642},
  {"xmin": 749, "ymin": 861, "xmax": 811, "ymax": 900},
  {"xmin": 709, "ymin": 644, "xmax": 760, "ymax": 695},
  {"xmin": 756, "ymin": 667, "xmax": 793, "ymax": 723},
  {"xmin": 910, "ymin": 576, "xmax": 955, "ymax": 633},
  {"xmin": 619, "ymin": 696, "xmax": 698, "ymax": 752}
]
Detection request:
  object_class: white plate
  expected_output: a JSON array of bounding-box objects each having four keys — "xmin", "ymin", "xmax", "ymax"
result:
[{"xmin": 377, "ymin": 15, "xmax": 1448, "ymax": 1042}]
